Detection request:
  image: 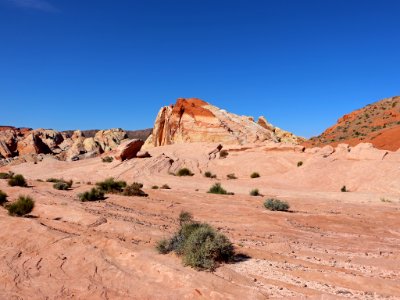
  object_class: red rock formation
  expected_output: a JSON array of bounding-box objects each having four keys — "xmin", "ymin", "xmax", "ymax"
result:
[
  {"xmin": 114, "ymin": 139, "xmax": 144, "ymax": 161},
  {"xmin": 304, "ymin": 96, "xmax": 400, "ymax": 151}
]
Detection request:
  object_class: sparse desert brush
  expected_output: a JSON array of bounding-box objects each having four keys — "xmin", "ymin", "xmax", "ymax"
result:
[
  {"xmin": 176, "ymin": 168, "xmax": 194, "ymax": 177},
  {"xmin": 96, "ymin": 178, "xmax": 127, "ymax": 193},
  {"xmin": 341, "ymin": 185, "xmax": 348, "ymax": 192},
  {"xmin": 0, "ymin": 172, "xmax": 14, "ymax": 179},
  {"xmin": 380, "ymin": 197, "xmax": 392, "ymax": 203},
  {"xmin": 250, "ymin": 172, "xmax": 260, "ymax": 178},
  {"xmin": 53, "ymin": 182, "xmax": 70, "ymax": 190},
  {"xmin": 123, "ymin": 182, "xmax": 148, "ymax": 197},
  {"xmin": 78, "ymin": 188, "xmax": 105, "ymax": 202},
  {"xmin": 250, "ymin": 189, "xmax": 260, "ymax": 196},
  {"xmin": 8, "ymin": 174, "xmax": 28, "ymax": 187},
  {"xmin": 151, "ymin": 185, "xmax": 159, "ymax": 189},
  {"xmin": 219, "ymin": 150, "xmax": 229, "ymax": 159},
  {"xmin": 161, "ymin": 184, "xmax": 171, "ymax": 189},
  {"xmin": 264, "ymin": 198, "xmax": 290, "ymax": 211},
  {"xmin": 0, "ymin": 190, "xmax": 8, "ymax": 205},
  {"xmin": 102, "ymin": 156, "xmax": 114, "ymax": 163},
  {"xmin": 226, "ymin": 173, "xmax": 237, "ymax": 180},
  {"xmin": 156, "ymin": 213, "xmax": 234, "ymax": 271},
  {"xmin": 208, "ymin": 183, "xmax": 233, "ymax": 195},
  {"xmin": 297, "ymin": 161, "xmax": 303, "ymax": 167},
  {"xmin": 7, "ymin": 195, "xmax": 34, "ymax": 216},
  {"xmin": 204, "ymin": 171, "xmax": 217, "ymax": 178}
]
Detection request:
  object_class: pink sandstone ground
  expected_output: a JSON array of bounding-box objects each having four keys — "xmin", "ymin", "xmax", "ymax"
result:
[{"xmin": 0, "ymin": 142, "xmax": 399, "ymax": 299}]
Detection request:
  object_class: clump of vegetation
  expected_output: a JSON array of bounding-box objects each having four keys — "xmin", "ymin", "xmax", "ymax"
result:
[
  {"xmin": 50, "ymin": 179, "xmax": 73, "ymax": 190},
  {"xmin": 151, "ymin": 185, "xmax": 159, "ymax": 189},
  {"xmin": 264, "ymin": 198, "xmax": 290, "ymax": 211},
  {"xmin": 381, "ymin": 197, "xmax": 392, "ymax": 203},
  {"xmin": 250, "ymin": 172, "xmax": 260, "ymax": 178},
  {"xmin": 0, "ymin": 172, "xmax": 14, "ymax": 179},
  {"xmin": 123, "ymin": 182, "xmax": 148, "ymax": 197},
  {"xmin": 7, "ymin": 195, "xmax": 34, "ymax": 216},
  {"xmin": 78, "ymin": 188, "xmax": 105, "ymax": 202},
  {"xmin": 0, "ymin": 190, "xmax": 8, "ymax": 205},
  {"xmin": 219, "ymin": 150, "xmax": 229, "ymax": 159},
  {"xmin": 161, "ymin": 184, "xmax": 171, "ymax": 189},
  {"xmin": 8, "ymin": 174, "xmax": 28, "ymax": 187},
  {"xmin": 226, "ymin": 173, "xmax": 237, "ymax": 180},
  {"xmin": 204, "ymin": 171, "xmax": 217, "ymax": 179},
  {"xmin": 176, "ymin": 168, "xmax": 194, "ymax": 177},
  {"xmin": 102, "ymin": 156, "xmax": 114, "ymax": 163},
  {"xmin": 156, "ymin": 212, "xmax": 234, "ymax": 270},
  {"xmin": 208, "ymin": 183, "xmax": 233, "ymax": 195},
  {"xmin": 96, "ymin": 178, "xmax": 127, "ymax": 194},
  {"xmin": 341, "ymin": 185, "xmax": 348, "ymax": 192},
  {"xmin": 297, "ymin": 161, "xmax": 303, "ymax": 167},
  {"xmin": 250, "ymin": 189, "xmax": 260, "ymax": 196}
]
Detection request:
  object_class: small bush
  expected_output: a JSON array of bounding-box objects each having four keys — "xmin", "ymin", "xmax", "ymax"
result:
[
  {"xmin": 0, "ymin": 172, "xmax": 13, "ymax": 179},
  {"xmin": 179, "ymin": 211, "xmax": 193, "ymax": 225},
  {"xmin": 226, "ymin": 173, "xmax": 237, "ymax": 180},
  {"xmin": 7, "ymin": 195, "xmax": 34, "ymax": 216},
  {"xmin": 78, "ymin": 188, "xmax": 105, "ymax": 202},
  {"xmin": 204, "ymin": 171, "xmax": 217, "ymax": 179},
  {"xmin": 264, "ymin": 198, "xmax": 290, "ymax": 211},
  {"xmin": 219, "ymin": 150, "xmax": 229, "ymax": 159},
  {"xmin": 156, "ymin": 214, "xmax": 234, "ymax": 270},
  {"xmin": 53, "ymin": 182, "xmax": 70, "ymax": 190},
  {"xmin": 176, "ymin": 168, "xmax": 194, "ymax": 177},
  {"xmin": 102, "ymin": 156, "xmax": 114, "ymax": 163},
  {"xmin": 161, "ymin": 184, "xmax": 171, "ymax": 189},
  {"xmin": 297, "ymin": 161, "xmax": 303, "ymax": 167},
  {"xmin": 96, "ymin": 178, "xmax": 127, "ymax": 194},
  {"xmin": 0, "ymin": 190, "xmax": 8, "ymax": 205},
  {"xmin": 250, "ymin": 172, "xmax": 260, "ymax": 178},
  {"xmin": 341, "ymin": 185, "xmax": 348, "ymax": 192},
  {"xmin": 8, "ymin": 174, "xmax": 28, "ymax": 187},
  {"xmin": 151, "ymin": 185, "xmax": 159, "ymax": 189},
  {"xmin": 208, "ymin": 183, "xmax": 228, "ymax": 195},
  {"xmin": 250, "ymin": 189, "xmax": 260, "ymax": 196},
  {"xmin": 123, "ymin": 182, "xmax": 148, "ymax": 197}
]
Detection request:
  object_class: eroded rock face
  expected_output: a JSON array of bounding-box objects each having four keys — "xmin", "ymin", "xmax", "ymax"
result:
[
  {"xmin": 145, "ymin": 98, "xmax": 302, "ymax": 147},
  {"xmin": 94, "ymin": 129, "xmax": 128, "ymax": 152},
  {"xmin": 114, "ymin": 139, "xmax": 144, "ymax": 161}
]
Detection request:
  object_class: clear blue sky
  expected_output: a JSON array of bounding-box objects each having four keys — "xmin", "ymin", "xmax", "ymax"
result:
[{"xmin": 1, "ymin": 0, "xmax": 399, "ymax": 137}]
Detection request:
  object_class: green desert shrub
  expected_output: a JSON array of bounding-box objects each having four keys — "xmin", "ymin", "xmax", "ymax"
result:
[
  {"xmin": 250, "ymin": 172, "xmax": 260, "ymax": 178},
  {"xmin": 151, "ymin": 185, "xmax": 159, "ymax": 189},
  {"xmin": 160, "ymin": 184, "xmax": 171, "ymax": 189},
  {"xmin": 204, "ymin": 171, "xmax": 217, "ymax": 179},
  {"xmin": 156, "ymin": 213, "xmax": 234, "ymax": 270},
  {"xmin": 123, "ymin": 182, "xmax": 148, "ymax": 197},
  {"xmin": 176, "ymin": 168, "xmax": 194, "ymax": 177},
  {"xmin": 297, "ymin": 161, "xmax": 303, "ymax": 167},
  {"xmin": 208, "ymin": 183, "xmax": 234, "ymax": 195},
  {"xmin": 102, "ymin": 156, "xmax": 114, "ymax": 163},
  {"xmin": 219, "ymin": 150, "xmax": 229, "ymax": 158},
  {"xmin": 0, "ymin": 190, "xmax": 8, "ymax": 205},
  {"xmin": 341, "ymin": 185, "xmax": 348, "ymax": 192},
  {"xmin": 78, "ymin": 188, "xmax": 105, "ymax": 202},
  {"xmin": 0, "ymin": 172, "xmax": 14, "ymax": 179},
  {"xmin": 250, "ymin": 189, "xmax": 260, "ymax": 196},
  {"xmin": 96, "ymin": 178, "xmax": 127, "ymax": 194},
  {"xmin": 226, "ymin": 173, "xmax": 237, "ymax": 180},
  {"xmin": 8, "ymin": 174, "xmax": 28, "ymax": 187},
  {"xmin": 7, "ymin": 195, "xmax": 34, "ymax": 216},
  {"xmin": 53, "ymin": 182, "xmax": 70, "ymax": 190},
  {"xmin": 264, "ymin": 198, "xmax": 290, "ymax": 211}
]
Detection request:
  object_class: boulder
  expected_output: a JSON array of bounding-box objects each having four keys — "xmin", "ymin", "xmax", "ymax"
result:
[
  {"xmin": 94, "ymin": 128, "xmax": 128, "ymax": 152},
  {"xmin": 114, "ymin": 139, "xmax": 144, "ymax": 161}
]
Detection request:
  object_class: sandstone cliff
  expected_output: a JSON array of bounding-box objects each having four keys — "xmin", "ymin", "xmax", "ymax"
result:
[{"xmin": 144, "ymin": 98, "xmax": 303, "ymax": 147}]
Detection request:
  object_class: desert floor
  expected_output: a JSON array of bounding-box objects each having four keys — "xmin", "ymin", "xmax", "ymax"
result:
[{"xmin": 1, "ymin": 143, "xmax": 399, "ymax": 299}]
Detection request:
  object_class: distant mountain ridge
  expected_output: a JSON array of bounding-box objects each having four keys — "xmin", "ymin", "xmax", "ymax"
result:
[{"xmin": 304, "ymin": 96, "xmax": 400, "ymax": 151}]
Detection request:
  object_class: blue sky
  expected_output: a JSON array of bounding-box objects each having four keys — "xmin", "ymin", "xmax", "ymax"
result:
[{"xmin": 1, "ymin": 0, "xmax": 399, "ymax": 137}]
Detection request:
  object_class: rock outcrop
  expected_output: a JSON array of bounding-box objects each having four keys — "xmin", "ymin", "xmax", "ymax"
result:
[
  {"xmin": 304, "ymin": 96, "xmax": 400, "ymax": 151},
  {"xmin": 114, "ymin": 139, "xmax": 144, "ymax": 161},
  {"xmin": 144, "ymin": 98, "xmax": 303, "ymax": 147}
]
